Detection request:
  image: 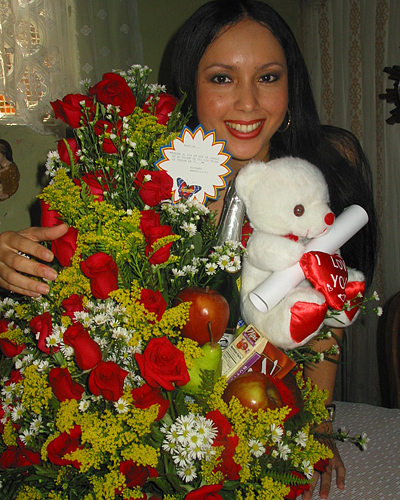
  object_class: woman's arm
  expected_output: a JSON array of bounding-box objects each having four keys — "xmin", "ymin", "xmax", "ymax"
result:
[
  {"xmin": 0, "ymin": 224, "xmax": 68, "ymax": 297},
  {"xmin": 303, "ymin": 328, "xmax": 346, "ymax": 499}
]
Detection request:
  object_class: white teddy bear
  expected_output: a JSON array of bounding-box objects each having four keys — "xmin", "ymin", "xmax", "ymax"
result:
[{"xmin": 235, "ymin": 157, "xmax": 365, "ymax": 350}]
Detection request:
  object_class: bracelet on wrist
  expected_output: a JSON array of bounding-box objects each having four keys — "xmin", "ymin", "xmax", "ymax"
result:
[{"xmin": 325, "ymin": 404, "xmax": 336, "ymax": 423}]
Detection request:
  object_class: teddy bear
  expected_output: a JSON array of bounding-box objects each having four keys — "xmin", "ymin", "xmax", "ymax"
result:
[{"xmin": 235, "ymin": 157, "xmax": 365, "ymax": 350}]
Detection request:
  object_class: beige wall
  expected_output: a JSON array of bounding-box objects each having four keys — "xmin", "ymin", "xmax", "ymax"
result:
[{"xmin": 0, "ymin": 0, "xmax": 300, "ymax": 233}]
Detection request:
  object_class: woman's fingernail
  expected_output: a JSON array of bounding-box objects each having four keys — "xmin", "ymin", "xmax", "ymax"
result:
[
  {"xmin": 37, "ymin": 283, "xmax": 50, "ymax": 295},
  {"xmin": 43, "ymin": 250, "xmax": 53, "ymax": 261},
  {"xmin": 45, "ymin": 269, "xmax": 58, "ymax": 281}
]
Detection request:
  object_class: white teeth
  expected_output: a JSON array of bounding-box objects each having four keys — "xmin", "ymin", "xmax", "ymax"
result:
[{"xmin": 226, "ymin": 121, "xmax": 262, "ymax": 133}]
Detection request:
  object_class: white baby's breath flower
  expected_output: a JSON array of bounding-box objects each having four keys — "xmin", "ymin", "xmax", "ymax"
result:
[{"xmin": 141, "ymin": 160, "xmax": 149, "ymax": 167}]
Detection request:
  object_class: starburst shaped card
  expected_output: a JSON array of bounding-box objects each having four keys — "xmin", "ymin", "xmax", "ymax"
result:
[{"xmin": 155, "ymin": 125, "xmax": 231, "ymax": 205}]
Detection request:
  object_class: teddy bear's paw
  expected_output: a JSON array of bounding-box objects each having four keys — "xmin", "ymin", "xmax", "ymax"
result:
[{"xmin": 290, "ymin": 300, "xmax": 328, "ymax": 343}]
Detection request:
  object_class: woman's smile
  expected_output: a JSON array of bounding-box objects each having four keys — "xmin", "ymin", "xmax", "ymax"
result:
[{"xmin": 225, "ymin": 119, "xmax": 265, "ymax": 138}]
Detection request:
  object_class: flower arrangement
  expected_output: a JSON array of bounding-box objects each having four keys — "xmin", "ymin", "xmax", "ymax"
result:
[{"xmin": 0, "ymin": 66, "xmax": 368, "ymax": 500}]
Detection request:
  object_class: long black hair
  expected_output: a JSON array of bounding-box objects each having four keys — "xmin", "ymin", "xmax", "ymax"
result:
[{"xmin": 171, "ymin": 0, "xmax": 377, "ymax": 286}]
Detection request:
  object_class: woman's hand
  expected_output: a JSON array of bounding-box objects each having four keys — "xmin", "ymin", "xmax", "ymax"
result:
[
  {"xmin": 303, "ymin": 443, "xmax": 345, "ymax": 499},
  {"xmin": 0, "ymin": 224, "xmax": 68, "ymax": 297},
  {"xmin": 303, "ymin": 418, "xmax": 346, "ymax": 499}
]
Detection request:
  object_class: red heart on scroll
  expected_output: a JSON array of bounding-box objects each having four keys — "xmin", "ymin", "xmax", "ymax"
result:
[
  {"xmin": 299, "ymin": 252, "xmax": 348, "ymax": 310},
  {"xmin": 343, "ymin": 280, "xmax": 365, "ymax": 321}
]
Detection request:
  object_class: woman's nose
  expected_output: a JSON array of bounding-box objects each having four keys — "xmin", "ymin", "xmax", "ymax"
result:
[{"xmin": 234, "ymin": 83, "xmax": 260, "ymax": 112}]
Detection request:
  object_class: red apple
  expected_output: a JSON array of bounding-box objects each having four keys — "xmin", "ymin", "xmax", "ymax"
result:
[
  {"xmin": 223, "ymin": 372, "xmax": 282, "ymax": 411},
  {"xmin": 174, "ymin": 286, "xmax": 229, "ymax": 345}
]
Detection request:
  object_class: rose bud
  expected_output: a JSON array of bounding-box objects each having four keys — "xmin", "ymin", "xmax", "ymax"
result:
[{"xmin": 63, "ymin": 323, "xmax": 102, "ymax": 370}]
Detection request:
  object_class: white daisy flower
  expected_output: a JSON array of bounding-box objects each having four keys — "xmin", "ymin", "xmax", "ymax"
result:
[
  {"xmin": 11, "ymin": 403, "xmax": 25, "ymax": 421},
  {"xmin": 177, "ymin": 463, "xmax": 197, "ymax": 483},
  {"xmin": 295, "ymin": 430, "xmax": 308, "ymax": 448},
  {"xmin": 114, "ymin": 398, "xmax": 129, "ymax": 414},
  {"xmin": 277, "ymin": 442, "xmax": 291, "ymax": 460},
  {"xmin": 30, "ymin": 416, "xmax": 43, "ymax": 434},
  {"xmin": 248, "ymin": 438, "xmax": 266, "ymax": 457},
  {"xmin": 302, "ymin": 460, "xmax": 314, "ymax": 479},
  {"xmin": 269, "ymin": 423, "xmax": 284, "ymax": 443},
  {"xmin": 79, "ymin": 399, "xmax": 90, "ymax": 412},
  {"xmin": 19, "ymin": 429, "xmax": 34, "ymax": 446}
]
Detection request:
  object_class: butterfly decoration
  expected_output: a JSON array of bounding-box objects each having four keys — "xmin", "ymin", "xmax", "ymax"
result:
[{"xmin": 177, "ymin": 177, "xmax": 201, "ymax": 199}]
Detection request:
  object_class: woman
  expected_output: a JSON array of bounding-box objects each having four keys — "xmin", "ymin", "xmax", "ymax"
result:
[{"xmin": 0, "ymin": 1, "xmax": 377, "ymax": 497}]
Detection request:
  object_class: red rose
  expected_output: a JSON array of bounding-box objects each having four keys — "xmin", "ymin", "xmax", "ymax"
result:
[
  {"xmin": 93, "ymin": 119, "xmax": 123, "ymax": 154},
  {"xmin": 62, "ymin": 294, "xmax": 84, "ymax": 322},
  {"xmin": 185, "ymin": 484, "xmax": 223, "ymax": 500},
  {"xmin": 40, "ymin": 199, "xmax": 78, "ymax": 267},
  {"xmin": 63, "ymin": 322, "xmax": 102, "ymax": 370},
  {"xmin": 88, "ymin": 361, "xmax": 128, "ymax": 402},
  {"xmin": 89, "ymin": 73, "xmax": 136, "ymax": 117},
  {"xmin": 119, "ymin": 460, "xmax": 158, "ymax": 489},
  {"xmin": 144, "ymin": 224, "xmax": 175, "ymax": 265},
  {"xmin": 47, "ymin": 425, "xmax": 82, "ymax": 468},
  {"xmin": 73, "ymin": 170, "xmax": 113, "ymax": 202},
  {"xmin": 135, "ymin": 337, "xmax": 189, "ymax": 391},
  {"xmin": 139, "ymin": 209, "xmax": 161, "ymax": 234},
  {"xmin": 206, "ymin": 410, "xmax": 241, "ymax": 481},
  {"xmin": 29, "ymin": 312, "xmax": 58, "ymax": 354},
  {"xmin": 139, "ymin": 289, "xmax": 167, "ymax": 321},
  {"xmin": 49, "ymin": 367, "xmax": 84, "ymax": 402},
  {"xmin": 241, "ymin": 219, "xmax": 253, "ymax": 247},
  {"xmin": 80, "ymin": 252, "xmax": 119, "ymax": 299},
  {"xmin": 0, "ymin": 442, "xmax": 41, "ymax": 469},
  {"xmin": 143, "ymin": 93, "xmax": 178, "ymax": 125},
  {"xmin": 51, "ymin": 93, "xmax": 94, "ymax": 128},
  {"xmin": 0, "ymin": 319, "xmax": 25, "ymax": 357},
  {"xmin": 5, "ymin": 369, "xmax": 23, "ymax": 386},
  {"xmin": 285, "ymin": 472, "xmax": 310, "ymax": 499},
  {"xmin": 57, "ymin": 138, "xmax": 80, "ymax": 166},
  {"xmin": 134, "ymin": 169, "xmax": 173, "ymax": 207},
  {"xmin": 131, "ymin": 383, "xmax": 169, "ymax": 421}
]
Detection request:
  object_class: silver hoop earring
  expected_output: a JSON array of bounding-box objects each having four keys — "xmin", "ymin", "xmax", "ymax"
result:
[{"xmin": 278, "ymin": 109, "xmax": 291, "ymax": 133}]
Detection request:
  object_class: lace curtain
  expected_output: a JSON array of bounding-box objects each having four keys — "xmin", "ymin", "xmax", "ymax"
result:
[
  {"xmin": 300, "ymin": 0, "xmax": 400, "ymax": 405},
  {"xmin": 74, "ymin": 0, "xmax": 143, "ymax": 85},
  {"xmin": 0, "ymin": 0, "xmax": 79, "ymax": 134},
  {"xmin": 0, "ymin": 0, "xmax": 143, "ymax": 134}
]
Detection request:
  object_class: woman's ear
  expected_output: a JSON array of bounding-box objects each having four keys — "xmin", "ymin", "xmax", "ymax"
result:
[{"xmin": 235, "ymin": 161, "xmax": 265, "ymax": 205}]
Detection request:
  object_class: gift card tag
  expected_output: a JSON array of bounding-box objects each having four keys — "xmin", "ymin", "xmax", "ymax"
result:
[{"xmin": 155, "ymin": 125, "xmax": 231, "ymax": 205}]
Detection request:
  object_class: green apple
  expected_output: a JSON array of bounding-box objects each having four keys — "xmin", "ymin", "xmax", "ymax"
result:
[{"xmin": 180, "ymin": 332, "xmax": 222, "ymax": 396}]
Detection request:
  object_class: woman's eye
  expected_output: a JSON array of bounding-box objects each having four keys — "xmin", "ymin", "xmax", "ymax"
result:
[
  {"xmin": 211, "ymin": 75, "xmax": 231, "ymax": 84},
  {"xmin": 259, "ymin": 74, "xmax": 278, "ymax": 83}
]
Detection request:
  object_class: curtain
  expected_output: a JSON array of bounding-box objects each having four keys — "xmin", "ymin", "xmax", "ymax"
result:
[
  {"xmin": 300, "ymin": 0, "xmax": 400, "ymax": 405},
  {"xmin": 0, "ymin": 0, "xmax": 143, "ymax": 134},
  {"xmin": 74, "ymin": 0, "xmax": 143, "ymax": 84},
  {"xmin": 0, "ymin": 0, "xmax": 80, "ymax": 134}
]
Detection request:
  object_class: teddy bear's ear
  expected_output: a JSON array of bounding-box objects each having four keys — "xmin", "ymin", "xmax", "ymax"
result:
[{"xmin": 235, "ymin": 162, "xmax": 266, "ymax": 204}]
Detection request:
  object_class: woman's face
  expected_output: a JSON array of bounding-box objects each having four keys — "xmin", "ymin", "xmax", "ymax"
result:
[{"xmin": 196, "ymin": 19, "xmax": 288, "ymax": 171}]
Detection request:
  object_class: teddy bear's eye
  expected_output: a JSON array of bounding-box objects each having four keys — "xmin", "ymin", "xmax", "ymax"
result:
[{"xmin": 294, "ymin": 204, "xmax": 305, "ymax": 217}]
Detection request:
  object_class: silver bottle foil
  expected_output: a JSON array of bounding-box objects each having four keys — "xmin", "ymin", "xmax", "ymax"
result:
[{"xmin": 214, "ymin": 177, "xmax": 246, "ymax": 246}]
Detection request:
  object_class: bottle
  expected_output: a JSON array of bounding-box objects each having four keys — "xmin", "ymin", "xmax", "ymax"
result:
[{"xmin": 212, "ymin": 178, "xmax": 246, "ymax": 349}]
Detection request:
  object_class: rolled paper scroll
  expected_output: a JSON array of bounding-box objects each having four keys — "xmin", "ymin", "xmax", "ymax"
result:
[{"xmin": 249, "ymin": 204, "xmax": 369, "ymax": 313}]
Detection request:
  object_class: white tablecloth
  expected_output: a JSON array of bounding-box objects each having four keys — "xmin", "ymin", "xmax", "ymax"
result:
[{"xmin": 312, "ymin": 401, "xmax": 400, "ymax": 499}]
